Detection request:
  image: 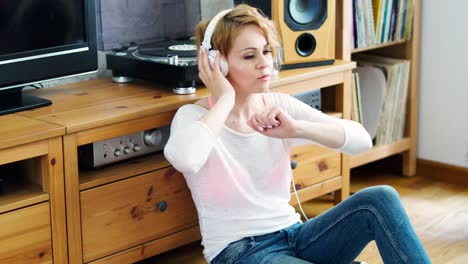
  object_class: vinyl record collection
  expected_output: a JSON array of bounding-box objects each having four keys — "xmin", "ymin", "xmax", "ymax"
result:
[{"xmin": 352, "ymin": 54, "xmax": 411, "ymax": 146}]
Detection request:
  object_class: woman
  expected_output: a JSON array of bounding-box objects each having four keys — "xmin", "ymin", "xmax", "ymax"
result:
[{"xmin": 164, "ymin": 4, "xmax": 430, "ymax": 264}]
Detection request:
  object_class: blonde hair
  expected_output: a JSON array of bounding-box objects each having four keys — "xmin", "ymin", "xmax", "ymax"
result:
[{"xmin": 195, "ymin": 4, "xmax": 282, "ymax": 66}]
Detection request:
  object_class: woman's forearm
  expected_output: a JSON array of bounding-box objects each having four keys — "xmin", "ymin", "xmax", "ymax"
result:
[
  {"xmin": 293, "ymin": 119, "xmax": 372, "ymax": 155},
  {"xmin": 293, "ymin": 120, "xmax": 346, "ymax": 149}
]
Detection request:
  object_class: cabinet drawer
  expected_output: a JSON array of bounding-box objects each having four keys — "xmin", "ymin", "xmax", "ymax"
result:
[
  {"xmin": 0, "ymin": 202, "xmax": 52, "ymax": 264},
  {"xmin": 80, "ymin": 166, "xmax": 198, "ymax": 262},
  {"xmin": 290, "ymin": 144, "xmax": 341, "ymax": 191}
]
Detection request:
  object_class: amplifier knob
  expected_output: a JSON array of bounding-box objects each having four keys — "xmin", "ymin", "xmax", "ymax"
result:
[
  {"xmin": 144, "ymin": 129, "xmax": 163, "ymax": 147},
  {"xmin": 114, "ymin": 149, "xmax": 121, "ymax": 157},
  {"xmin": 123, "ymin": 147, "xmax": 131, "ymax": 154},
  {"xmin": 133, "ymin": 144, "xmax": 141, "ymax": 152}
]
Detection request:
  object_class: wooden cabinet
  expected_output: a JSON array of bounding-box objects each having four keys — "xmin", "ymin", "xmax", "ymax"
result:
[{"xmin": 0, "ymin": 115, "xmax": 66, "ymax": 264}]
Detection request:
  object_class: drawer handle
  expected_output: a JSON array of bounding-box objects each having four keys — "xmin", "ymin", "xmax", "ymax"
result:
[
  {"xmin": 318, "ymin": 161, "xmax": 328, "ymax": 171},
  {"xmin": 164, "ymin": 167, "xmax": 177, "ymax": 178},
  {"xmin": 291, "ymin": 160, "xmax": 297, "ymax": 170},
  {"xmin": 156, "ymin": 201, "xmax": 168, "ymax": 212}
]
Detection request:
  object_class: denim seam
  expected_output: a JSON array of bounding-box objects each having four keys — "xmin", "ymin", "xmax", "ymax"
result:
[{"xmin": 295, "ymin": 207, "xmax": 410, "ymax": 264}]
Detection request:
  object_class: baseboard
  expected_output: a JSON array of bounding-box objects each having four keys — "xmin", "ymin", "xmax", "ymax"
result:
[{"xmin": 417, "ymin": 159, "xmax": 468, "ymax": 186}]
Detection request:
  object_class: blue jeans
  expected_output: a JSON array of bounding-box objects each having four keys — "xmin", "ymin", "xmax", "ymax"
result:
[{"xmin": 212, "ymin": 186, "xmax": 431, "ymax": 264}]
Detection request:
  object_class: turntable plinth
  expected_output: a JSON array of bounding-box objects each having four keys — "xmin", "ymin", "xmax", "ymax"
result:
[{"xmin": 106, "ymin": 40, "xmax": 199, "ymax": 94}]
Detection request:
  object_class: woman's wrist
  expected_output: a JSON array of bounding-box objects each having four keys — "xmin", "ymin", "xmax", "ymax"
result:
[{"xmin": 293, "ymin": 120, "xmax": 307, "ymax": 138}]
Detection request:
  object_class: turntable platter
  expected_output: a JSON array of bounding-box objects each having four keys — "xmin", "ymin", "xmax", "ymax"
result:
[{"xmin": 138, "ymin": 40, "xmax": 197, "ymax": 57}]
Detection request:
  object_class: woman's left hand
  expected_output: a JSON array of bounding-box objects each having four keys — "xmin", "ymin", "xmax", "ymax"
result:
[{"xmin": 248, "ymin": 107, "xmax": 297, "ymax": 138}]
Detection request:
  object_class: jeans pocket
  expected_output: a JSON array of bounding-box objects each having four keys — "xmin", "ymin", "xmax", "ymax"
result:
[{"xmin": 219, "ymin": 239, "xmax": 252, "ymax": 264}]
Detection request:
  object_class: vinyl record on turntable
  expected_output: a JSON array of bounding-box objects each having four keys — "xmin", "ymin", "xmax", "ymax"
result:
[
  {"xmin": 138, "ymin": 41, "xmax": 197, "ymax": 57},
  {"xmin": 131, "ymin": 40, "xmax": 198, "ymax": 67}
]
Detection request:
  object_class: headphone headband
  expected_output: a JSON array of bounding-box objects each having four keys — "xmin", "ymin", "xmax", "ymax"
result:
[{"xmin": 201, "ymin": 9, "xmax": 232, "ymax": 50}]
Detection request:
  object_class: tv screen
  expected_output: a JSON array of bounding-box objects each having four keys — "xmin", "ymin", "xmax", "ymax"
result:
[
  {"xmin": 0, "ymin": 0, "xmax": 97, "ymax": 115},
  {"xmin": 0, "ymin": 1, "xmax": 85, "ymax": 55}
]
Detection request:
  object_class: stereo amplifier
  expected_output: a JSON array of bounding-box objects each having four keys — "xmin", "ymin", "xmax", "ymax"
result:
[{"xmin": 79, "ymin": 125, "xmax": 170, "ymax": 168}]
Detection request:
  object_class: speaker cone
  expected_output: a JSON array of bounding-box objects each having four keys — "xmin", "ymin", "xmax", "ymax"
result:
[{"xmin": 285, "ymin": 0, "xmax": 327, "ymax": 30}]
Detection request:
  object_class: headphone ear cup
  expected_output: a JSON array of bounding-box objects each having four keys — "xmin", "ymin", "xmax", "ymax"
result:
[
  {"xmin": 219, "ymin": 56, "xmax": 229, "ymax": 76},
  {"xmin": 208, "ymin": 49, "xmax": 229, "ymax": 76}
]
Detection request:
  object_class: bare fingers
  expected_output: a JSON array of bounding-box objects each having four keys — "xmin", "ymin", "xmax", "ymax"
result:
[
  {"xmin": 198, "ymin": 48, "xmax": 211, "ymax": 81},
  {"xmin": 250, "ymin": 107, "xmax": 281, "ymax": 132}
]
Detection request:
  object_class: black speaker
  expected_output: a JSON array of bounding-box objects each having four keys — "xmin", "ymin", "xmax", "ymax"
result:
[{"xmin": 234, "ymin": 0, "xmax": 335, "ymax": 69}]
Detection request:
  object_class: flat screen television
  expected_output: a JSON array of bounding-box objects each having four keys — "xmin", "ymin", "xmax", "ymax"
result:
[{"xmin": 0, "ymin": 0, "xmax": 98, "ymax": 115}]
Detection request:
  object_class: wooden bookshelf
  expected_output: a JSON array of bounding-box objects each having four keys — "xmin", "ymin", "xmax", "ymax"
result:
[
  {"xmin": 351, "ymin": 39, "xmax": 408, "ymax": 53},
  {"xmin": 342, "ymin": 0, "xmax": 421, "ymax": 176}
]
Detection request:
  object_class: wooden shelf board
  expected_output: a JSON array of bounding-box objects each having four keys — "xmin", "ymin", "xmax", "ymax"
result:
[
  {"xmin": 79, "ymin": 152, "xmax": 171, "ymax": 190},
  {"xmin": 349, "ymin": 138, "xmax": 411, "ymax": 168},
  {"xmin": 272, "ymin": 60, "xmax": 356, "ymax": 88},
  {"xmin": 351, "ymin": 40, "xmax": 408, "ymax": 54},
  {"xmin": 0, "ymin": 183, "xmax": 49, "ymax": 214}
]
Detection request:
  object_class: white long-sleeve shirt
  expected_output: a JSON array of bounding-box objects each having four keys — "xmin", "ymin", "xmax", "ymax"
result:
[{"xmin": 164, "ymin": 92, "xmax": 372, "ymax": 262}]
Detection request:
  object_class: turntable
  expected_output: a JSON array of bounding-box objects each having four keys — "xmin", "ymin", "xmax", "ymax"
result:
[{"xmin": 106, "ymin": 40, "xmax": 199, "ymax": 94}]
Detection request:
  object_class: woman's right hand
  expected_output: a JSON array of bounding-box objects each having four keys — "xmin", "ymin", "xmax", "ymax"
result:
[{"xmin": 198, "ymin": 48, "xmax": 235, "ymax": 101}]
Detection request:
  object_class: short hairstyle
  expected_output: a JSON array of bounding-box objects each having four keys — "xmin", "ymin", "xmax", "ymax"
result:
[{"xmin": 195, "ymin": 4, "xmax": 282, "ymax": 66}]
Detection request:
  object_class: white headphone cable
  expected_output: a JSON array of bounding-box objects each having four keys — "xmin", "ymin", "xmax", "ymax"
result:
[{"xmin": 291, "ymin": 173, "xmax": 309, "ymax": 221}]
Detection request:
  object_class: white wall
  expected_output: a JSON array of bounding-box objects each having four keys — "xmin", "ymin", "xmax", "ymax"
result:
[
  {"xmin": 418, "ymin": 1, "xmax": 468, "ymax": 167},
  {"xmin": 200, "ymin": 0, "xmax": 233, "ymax": 19}
]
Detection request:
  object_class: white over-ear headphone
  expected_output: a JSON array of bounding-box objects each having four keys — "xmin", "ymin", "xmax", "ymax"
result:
[{"xmin": 201, "ymin": 9, "xmax": 232, "ymax": 76}]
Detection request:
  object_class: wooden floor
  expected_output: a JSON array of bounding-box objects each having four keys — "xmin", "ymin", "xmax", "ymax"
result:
[{"xmin": 139, "ymin": 164, "xmax": 468, "ymax": 264}]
